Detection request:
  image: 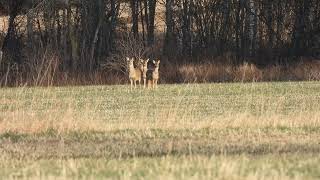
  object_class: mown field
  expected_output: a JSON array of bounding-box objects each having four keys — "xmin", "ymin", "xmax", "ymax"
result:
[{"xmin": 0, "ymin": 82, "xmax": 320, "ymax": 179}]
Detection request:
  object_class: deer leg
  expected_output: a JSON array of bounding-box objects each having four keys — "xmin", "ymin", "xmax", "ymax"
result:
[{"xmin": 147, "ymin": 80, "xmax": 151, "ymax": 89}]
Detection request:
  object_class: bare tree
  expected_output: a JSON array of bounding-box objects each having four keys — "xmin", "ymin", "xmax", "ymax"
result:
[
  {"xmin": 103, "ymin": 34, "xmax": 147, "ymax": 74},
  {"xmin": 164, "ymin": 0, "xmax": 176, "ymax": 56},
  {"xmin": 1, "ymin": 0, "xmax": 24, "ymax": 64},
  {"xmin": 1, "ymin": 0, "xmax": 319, "ymax": 86},
  {"xmin": 146, "ymin": 0, "xmax": 157, "ymax": 46},
  {"xmin": 130, "ymin": 0, "xmax": 139, "ymax": 38}
]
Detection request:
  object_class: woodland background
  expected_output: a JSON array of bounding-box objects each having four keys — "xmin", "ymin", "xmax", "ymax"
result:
[{"xmin": 0, "ymin": 0, "xmax": 320, "ymax": 86}]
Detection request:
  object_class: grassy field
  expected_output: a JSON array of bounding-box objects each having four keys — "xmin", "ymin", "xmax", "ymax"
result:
[{"xmin": 0, "ymin": 82, "xmax": 320, "ymax": 179}]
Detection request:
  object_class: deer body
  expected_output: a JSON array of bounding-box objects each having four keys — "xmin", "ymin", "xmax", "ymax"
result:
[
  {"xmin": 140, "ymin": 59, "xmax": 149, "ymax": 88},
  {"xmin": 152, "ymin": 60, "xmax": 160, "ymax": 89},
  {"xmin": 127, "ymin": 57, "xmax": 142, "ymax": 90},
  {"xmin": 147, "ymin": 60, "xmax": 160, "ymax": 89}
]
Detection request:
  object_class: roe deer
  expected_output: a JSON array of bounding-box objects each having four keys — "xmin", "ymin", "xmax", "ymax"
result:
[
  {"xmin": 127, "ymin": 57, "xmax": 142, "ymax": 90},
  {"xmin": 147, "ymin": 60, "xmax": 160, "ymax": 89},
  {"xmin": 139, "ymin": 58, "xmax": 149, "ymax": 88}
]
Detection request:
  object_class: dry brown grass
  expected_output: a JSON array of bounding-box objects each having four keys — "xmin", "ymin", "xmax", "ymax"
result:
[
  {"xmin": 1, "ymin": 111, "xmax": 320, "ymax": 135},
  {"xmin": 1, "ymin": 58, "xmax": 320, "ymax": 87},
  {"xmin": 289, "ymin": 59, "xmax": 320, "ymax": 81},
  {"xmin": 234, "ymin": 63, "xmax": 263, "ymax": 82},
  {"xmin": 176, "ymin": 63, "xmax": 233, "ymax": 83},
  {"xmin": 169, "ymin": 59, "xmax": 320, "ymax": 84}
]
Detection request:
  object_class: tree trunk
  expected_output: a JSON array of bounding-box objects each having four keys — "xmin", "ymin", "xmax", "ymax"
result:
[
  {"xmin": 235, "ymin": 0, "xmax": 241, "ymax": 62},
  {"xmin": 248, "ymin": 0, "xmax": 257, "ymax": 57},
  {"xmin": 219, "ymin": 0, "xmax": 231, "ymax": 55},
  {"xmin": 182, "ymin": 0, "xmax": 192, "ymax": 56},
  {"xmin": 26, "ymin": 10, "xmax": 34, "ymax": 49},
  {"xmin": 140, "ymin": 0, "xmax": 146, "ymax": 45},
  {"xmin": 2, "ymin": 0, "xmax": 23, "ymax": 64},
  {"xmin": 130, "ymin": 0, "xmax": 139, "ymax": 38},
  {"xmin": 266, "ymin": 0, "xmax": 274, "ymax": 50},
  {"xmin": 147, "ymin": 0, "xmax": 156, "ymax": 46},
  {"xmin": 164, "ymin": 0, "xmax": 175, "ymax": 57}
]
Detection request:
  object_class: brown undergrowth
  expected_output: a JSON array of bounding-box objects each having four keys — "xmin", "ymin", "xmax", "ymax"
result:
[{"xmin": 0, "ymin": 54, "xmax": 319, "ymax": 86}]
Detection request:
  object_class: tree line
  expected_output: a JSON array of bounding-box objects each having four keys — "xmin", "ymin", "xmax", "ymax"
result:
[{"xmin": 0, "ymin": 0, "xmax": 319, "ymax": 74}]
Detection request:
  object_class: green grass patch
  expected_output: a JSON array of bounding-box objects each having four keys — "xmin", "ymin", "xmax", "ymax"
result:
[{"xmin": 0, "ymin": 82, "xmax": 320, "ymax": 179}]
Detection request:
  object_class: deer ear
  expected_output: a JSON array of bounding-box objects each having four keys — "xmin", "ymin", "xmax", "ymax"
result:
[
  {"xmin": 126, "ymin": 57, "xmax": 130, "ymax": 61},
  {"xmin": 146, "ymin": 59, "xmax": 149, "ymax": 62},
  {"xmin": 153, "ymin": 60, "xmax": 156, "ymax": 64}
]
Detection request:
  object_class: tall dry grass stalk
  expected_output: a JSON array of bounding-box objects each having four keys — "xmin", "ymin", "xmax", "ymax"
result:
[
  {"xmin": 177, "ymin": 63, "xmax": 233, "ymax": 83},
  {"xmin": 1, "ymin": 49, "xmax": 320, "ymax": 86},
  {"xmin": 173, "ymin": 59, "xmax": 320, "ymax": 84}
]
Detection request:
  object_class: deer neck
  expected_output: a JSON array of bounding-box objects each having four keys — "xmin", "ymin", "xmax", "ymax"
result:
[
  {"xmin": 129, "ymin": 63, "xmax": 135, "ymax": 71},
  {"xmin": 143, "ymin": 64, "xmax": 148, "ymax": 72},
  {"xmin": 128, "ymin": 63, "xmax": 137, "ymax": 76},
  {"xmin": 154, "ymin": 67, "xmax": 159, "ymax": 73}
]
